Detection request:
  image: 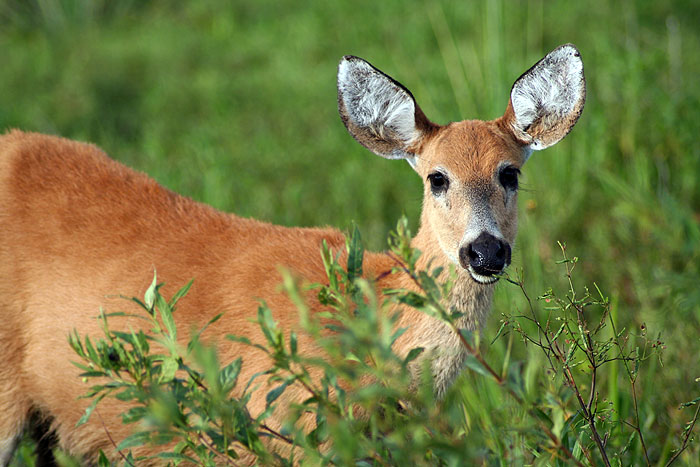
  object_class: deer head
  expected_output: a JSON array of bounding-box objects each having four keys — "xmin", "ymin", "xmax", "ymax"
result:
[{"xmin": 337, "ymin": 44, "xmax": 585, "ymax": 284}]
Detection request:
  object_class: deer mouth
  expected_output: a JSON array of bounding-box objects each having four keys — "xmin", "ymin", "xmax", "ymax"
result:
[{"xmin": 467, "ymin": 266, "xmax": 502, "ymax": 285}]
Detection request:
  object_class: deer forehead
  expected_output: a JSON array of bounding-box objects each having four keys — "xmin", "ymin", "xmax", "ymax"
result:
[{"xmin": 418, "ymin": 120, "xmax": 523, "ymax": 182}]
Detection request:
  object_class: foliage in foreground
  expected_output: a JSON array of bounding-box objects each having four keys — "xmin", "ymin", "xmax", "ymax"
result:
[{"xmin": 67, "ymin": 220, "xmax": 698, "ymax": 465}]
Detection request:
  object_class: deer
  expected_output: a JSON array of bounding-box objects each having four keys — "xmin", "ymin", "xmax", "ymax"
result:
[{"xmin": 0, "ymin": 43, "xmax": 585, "ymax": 464}]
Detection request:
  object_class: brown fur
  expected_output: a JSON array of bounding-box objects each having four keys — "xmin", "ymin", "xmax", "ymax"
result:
[
  {"xmin": 0, "ymin": 120, "xmax": 517, "ymax": 463},
  {"xmin": 0, "ymin": 130, "xmax": 360, "ymax": 463},
  {"xmin": 0, "ymin": 46, "xmax": 584, "ymax": 465}
]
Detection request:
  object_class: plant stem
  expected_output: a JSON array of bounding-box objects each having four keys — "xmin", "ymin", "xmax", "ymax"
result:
[
  {"xmin": 563, "ymin": 365, "xmax": 611, "ymax": 467},
  {"xmin": 386, "ymin": 252, "xmax": 586, "ymax": 466},
  {"xmin": 96, "ymin": 410, "xmax": 136, "ymax": 467},
  {"xmin": 665, "ymin": 402, "xmax": 700, "ymax": 466},
  {"xmin": 197, "ymin": 433, "xmax": 239, "ymax": 466},
  {"xmin": 260, "ymin": 424, "xmax": 295, "ymax": 445},
  {"xmin": 609, "ymin": 310, "xmax": 652, "ymax": 465}
]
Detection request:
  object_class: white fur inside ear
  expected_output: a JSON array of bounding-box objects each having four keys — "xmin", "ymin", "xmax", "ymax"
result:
[
  {"xmin": 511, "ymin": 45, "xmax": 584, "ymax": 149},
  {"xmin": 406, "ymin": 155, "xmax": 418, "ymax": 170},
  {"xmin": 338, "ymin": 57, "xmax": 418, "ymax": 156}
]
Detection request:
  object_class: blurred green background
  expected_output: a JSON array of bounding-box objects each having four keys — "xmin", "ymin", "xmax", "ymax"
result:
[{"xmin": 2, "ymin": 0, "xmax": 698, "ymax": 464}]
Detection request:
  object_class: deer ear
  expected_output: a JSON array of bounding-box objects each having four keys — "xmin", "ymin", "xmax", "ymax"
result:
[
  {"xmin": 504, "ymin": 44, "xmax": 586, "ymax": 157},
  {"xmin": 337, "ymin": 56, "xmax": 435, "ymax": 164}
]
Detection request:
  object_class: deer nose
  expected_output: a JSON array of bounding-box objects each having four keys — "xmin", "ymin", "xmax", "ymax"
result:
[{"xmin": 459, "ymin": 233, "xmax": 511, "ymax": 276}]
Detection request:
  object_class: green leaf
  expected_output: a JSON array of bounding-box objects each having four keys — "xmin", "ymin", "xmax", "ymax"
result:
[
  {"xmin": 397, "ymin": 291, "xmax": 427, "ymax": 308},
  {"xmin": 320, "ymin": 239, "xmax": 338, "ymax": 290},
  {"xmin": 490, "ymin": 320, "xmax": 508, "ymax": 345},
  {"xmin": 97, "ymin": 451, "xmax": 111, "ymax": 467},
  {"xmin": 346, "ymin": 223, "xmax": 364, "ymax": 282},
  {"xmin": 68, "ymin": 330, "xmax": 84, "ymax": 356},
  {"xmin": 187, "ymin": 312, "xmax": 224, "ymax": 353},
  {"xmin": 290, "ymin": 331, "xmax": 298, "ymax": 356},
  {"xmin": 418, "ymin": 271, "xmax": 440, "ymax": 298},
  {"xmin": 79, "ymin": 371, "xmax": 109, "ymax": 378},
  {"xmin": 155, "ymin": 452, "xmax": 199, "ymax": 463},
  {"xmin": 226, "ymin": 335, "xmax": 270, "ymax": 354},
  {"xmin": 121, "ymin": 407, "xmax": 148, "ymax": 424},
  {"xmin": 160, "ymin": 356, "xmax": 179, "ymax": 383},
  {"xmin": 404, "ymin": 347, "xmax": 425, "ymax": 365},
  {"xmin": 227, "ymin": 335, "xmax": 251, "ymax": 346},
  {"xmin": 463, "ymin": 354, "xmax": 491, "ymax": 378},
  {"xmin": 168, "ymin": 278, "xmax": 193, "ymax": 308},
  {"xmin": 390, "ymin": 326, "xmax": 408, "ymax": 345},
  {"xmin": 144, "ymin": 270, "xmax": 158, "ymax": 310},
  {"xmin": 572, "ymin": 438, "xmax": 584, "ymax": 460},
  {"xmin": 117, "ymin": 431, "xmax": 151, "ymax": 450},
  {"xmin": 531, "ymin": 407, "xmax": 553, "ymax": 425},
  {"xmin": 459, "ymin": 328, "xmax": 474, "ymax": 343},
  {"xmin": 219, "ymin": 358, "xmax": 242, "ymax": 392},
  {"xmin": 76, "ymin": 393, "xmax": 106, "ymax": 426},
  {"xmin": 157, "ymin": 294, "xmax": 177, "ymax": 340},
  {"xmin": 84, "ymin": 336, "xmax": 98, "ymax": 363},
  {"xmin": 266, "ymin": 380, "xmax": 293, "ymax": 408},
  {"xmin": 115, "ymin": 386, "xmax": 139, "ymax": 402},
  {"xmin": 257, "ymin": 305, "xmax": 280, "ymax": 348},
  {"xmin": 551, "ymin": 323, "xmax": 567, "ymax": 342},
  {"xmin": 566, "ymin": 342, "xmax": 576, "ymax": 364},
  {"xmin": 680, "ymin": 396, "xmax": 700, "ymax": 408}
]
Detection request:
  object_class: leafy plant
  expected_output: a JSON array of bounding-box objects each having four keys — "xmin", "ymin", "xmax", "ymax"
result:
[{"xmin": 67, "ymin": 221, "xmax": 698, "ymax": 465}]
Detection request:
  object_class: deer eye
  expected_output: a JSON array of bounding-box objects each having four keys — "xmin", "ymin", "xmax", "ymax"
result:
[
  {"xmin": 499, "ymin": 166, "xmax": 520, "ymax": 191},
  {"xmin": 428, "ymin": 171, "xmax": 449, "ymax": 194}
]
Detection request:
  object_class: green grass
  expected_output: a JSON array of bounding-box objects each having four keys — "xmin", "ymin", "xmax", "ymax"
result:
[{"xmin": 1, "ymin": 0, "xmax": 699, "ymax": 464}]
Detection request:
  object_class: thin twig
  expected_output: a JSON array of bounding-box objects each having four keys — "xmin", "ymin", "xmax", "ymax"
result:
[
  {"xmin": 386, "ymin": 251, "xmax": 587, "ymax": 466},
  {"xmin": 587, "ymin": 366, "xmax": 597, "ymax": 415},
  {"xmin": 558, "ymin": 244, "xmax": 612, "ymax": 467},
  {"xmin": 260, "ymin": 424, "xmax": 295, "ymax": 445},
  {"xmin": 96, "ymin": 410, "xmax": 136, "ymax": 467},
  {"xmin": 665, "ymin": 402, "xmax": 700, "ymax": 466},
  {"xmin": 609, "ymin": 310, "xmax": 652, "ymax": 465},
  {"xmin": 508, "ymin": 276, "xmax": 557, "ymax": 372},
  {"xmin": 197, "ymin": 433, "xmax": 239, "ymax": 466},
  {"xmin": 562, "ymin": 365, "xmax": 611, "ymax": 467},
  {"xmin": 629, "ymin": 377, "xmax": 652, "ymax": 465}
]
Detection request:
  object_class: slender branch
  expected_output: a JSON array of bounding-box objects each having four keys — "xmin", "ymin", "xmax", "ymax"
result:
[
  {"xmin": 197, "ymin": 433, "xmax": 239, "ymax": 466},
  {"xmin": 546, "ymin": 428, "xmax": 587, "ymax": 466},
  {"xmin": 609, "ymin": 310, "xmax": 652, "ymax": 465},
  {"xmin": 561, "ymin": 365, "xmax": 611, "ymax": 467},
  {"xmin": 629, "ymin": 376, "xmax": 652, "ymax": 465},
  {"xmin": 260, "ymin": 424, "xmax": 295, "ymax": 445},
  {"xmin": 506, "ymin": 276, "xmax": 557, "ymax": 373},
  {"xmin": 386, "ymin": 251, "xmax": 588, "ymax": 466},
  {"xmin": 96, "ymin": 410, "xmax": 136, "ymax": 467},
  {"xmin": 569, "ymin": 297, "xmax": 600, "ymax": 417},
  {"xmin": 665, "ymin": 402, "xmax": 700, "ymax": 466},
  {"xmin": 555, "ymin": 244, "xmax": 613, "ymax": 467},
  {"xmin": 587, "ymin": 365, "xmax": 597, "ymax": 414}
]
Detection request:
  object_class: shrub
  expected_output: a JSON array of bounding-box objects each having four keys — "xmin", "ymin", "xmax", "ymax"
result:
[{"xmin": 69, "ymin": 220, "xmax": 698, "ymax": 465}]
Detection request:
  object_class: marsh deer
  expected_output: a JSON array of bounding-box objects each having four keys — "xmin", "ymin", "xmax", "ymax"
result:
[{"xmin": 0, "ymin": 44, "xmax": 584, "ymax": 464}]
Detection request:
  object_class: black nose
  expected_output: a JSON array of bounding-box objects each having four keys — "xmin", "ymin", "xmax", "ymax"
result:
[{"xmin": 459, "ymin": 233, "xmax": 511, "ymax": 276}]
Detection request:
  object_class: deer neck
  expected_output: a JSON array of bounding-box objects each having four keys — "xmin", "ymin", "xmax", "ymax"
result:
[
  {"xmin": 410, "ymin": 222, "xmax": 495, "ymax": 332},
  {"xmin": 385, "ymin": 222, "xmax": 495, "ymax": 398}
]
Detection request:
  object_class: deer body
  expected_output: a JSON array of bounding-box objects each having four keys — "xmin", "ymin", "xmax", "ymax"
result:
[{"xmin": 0, "ymin": 44, "xmax": 584, "ymax": 464}]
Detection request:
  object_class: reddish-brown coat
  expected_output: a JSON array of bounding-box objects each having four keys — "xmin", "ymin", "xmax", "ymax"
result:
[
  {"xmin": 0, "ymin": 112, "xmax": 523, "ymax": 461},
  {"xmin": 0, "ymin": 130, "xmax": 406, "ymax": 461}
]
